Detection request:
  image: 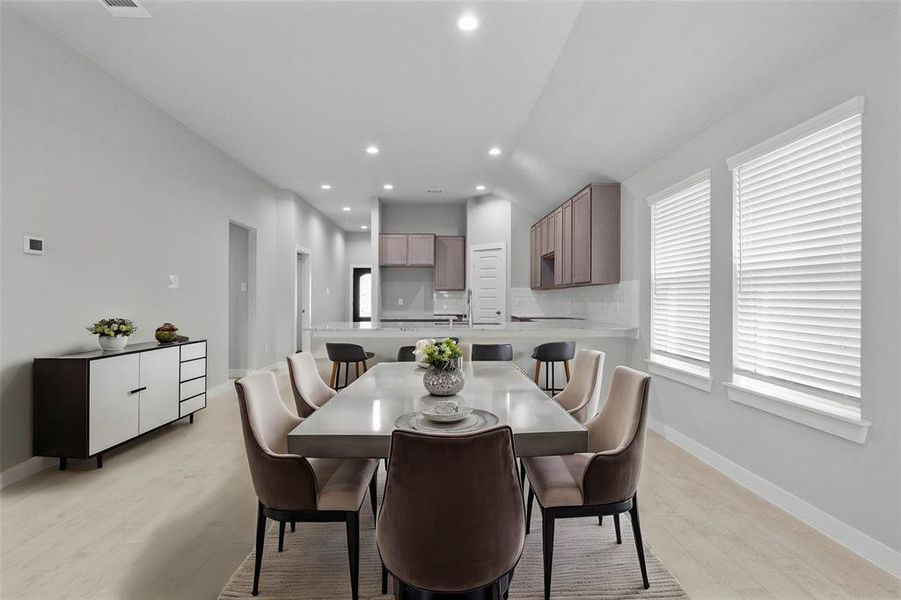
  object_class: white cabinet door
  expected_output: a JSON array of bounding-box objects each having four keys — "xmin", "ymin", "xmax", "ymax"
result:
[
  {"xmin": 139, "ymin": 347, "xmax": 180, "ymax": 434},
  {"xmin": 470, "ymin": 243, "xmax": 507, "ymax": 324},
  {"xmin": 89, "ymin": 354, "xmax": 140, "ymax": 455}
]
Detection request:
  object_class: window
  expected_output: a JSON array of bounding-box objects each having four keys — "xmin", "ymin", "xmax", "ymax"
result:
[
  {"xmin": 352, "ymin": 268, "xmax": 371, "ymax": 322},
  {"xmin": 729, "ymin": 98, "xmax": 862, "ymax": 405},
  {"xmin": 648, "ymin": 170, "xmax": 711, "ymax": 384}
]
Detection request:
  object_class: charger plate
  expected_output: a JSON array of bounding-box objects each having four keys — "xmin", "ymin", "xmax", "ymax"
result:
[{"xmin": 395, "ymin": 409, "xmax": 499, "ymax": 434}]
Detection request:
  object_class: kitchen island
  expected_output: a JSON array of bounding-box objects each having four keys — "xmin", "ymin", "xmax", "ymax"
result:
[{"xmin": 307, "ymin": 319, "xmax": 637, "ymax": 396}]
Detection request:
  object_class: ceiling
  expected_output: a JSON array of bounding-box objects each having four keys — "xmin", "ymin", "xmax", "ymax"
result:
[{"xmin": 9, "ymin": 1, "xmax": 890, "ymax": 229}]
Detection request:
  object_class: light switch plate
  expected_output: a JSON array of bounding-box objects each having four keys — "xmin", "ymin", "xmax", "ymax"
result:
[
  {"xmin": 398, "ymin": 298, "xmax": 404, "ymax": 306},
  {"xmin": 167, "ymin": 275, "xmax": 179, "ymax": 288},
  {"xmin": 240, "ymin": 282, "xmax": 248, "ymax": 292}
]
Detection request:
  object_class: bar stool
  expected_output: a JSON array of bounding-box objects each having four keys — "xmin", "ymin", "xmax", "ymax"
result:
[
  {"xmin": 531, "ymin": 341, "xmax": 575, "ymax": 394},
  {"xmin": 326, "ymin": 343, "xmax": 375, "ymax": 390},
  {"xmin": 396, "ymin": 346, "xmax": 416, "ymax": 362},
  {"xmin": 471, "ymin": 343, "xmax": 513, "ymax": 361}
]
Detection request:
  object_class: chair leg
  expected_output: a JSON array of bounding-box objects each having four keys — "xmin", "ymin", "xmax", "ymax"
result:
[
  {"xmin": 541, "ymin": 509, "xmax": 555, "ymax": 600},
  {"xmin": 329, "ymin": 362, "xmax": 338, "ymax": 388},
  {"xmin": 278, "ymin": 520, "xmax": 286, "ymax": 552},
  {"xmin": 381, "ymin": 561, "xmax": 388, "ymax": 595},
  {"xmin": 630, "ymin": 495, "xmax": 650, "ymax": 589},
  {"xmin": 335, "ymin": 362, "xmax": 342, "ymax": 389},
  {"xmin": 369, "ymin": 468, "xmax": 378, "ymax": 520},
  {"xmin": 291, "ymin": 521, "xmax": 296, "ymax": 532},
  {"xmin": 355, "ymin": 361, "xmax": 360, "ymax": 380},
  {"xmin": 362, "ymin": 360, "xmax": 368, "ymax": 373},
  {"xmin": 345, "ymin": 511, "xmax": 360, "ymax": 600},
  {"xmin": 563, "ymin": 360, "xmax": 571, "ymax": 382},
  {"xmin": 614, "ymin": 513, "xmax": 622, "ymax": 544},
  {"xmin": 252, "ymin": 502, "xmax": 266, "ymax": 596},
  {"xmin": 533, "ymin": 361, "xmax": 541, "ymax": 385},
  {"xmin": 526, "ymin": 487, "xmax": 534, "ymax": 534},
  {"xmin": 598, "ymin": 515, "xmax": 603, "ymax": 526},
  {"xmin": 550, "ymin": 362, "xmax": 555, "ymax": 393},
  {"xmin": 519, "ymin": 460, "xmax": 526, "ymax": 487}
]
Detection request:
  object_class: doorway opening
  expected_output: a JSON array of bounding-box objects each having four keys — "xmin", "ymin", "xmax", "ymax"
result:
[
  {"xmin": 229, "ymin": 221, "xmax": 256, "ymax": 377},
  {"xmin": 294, "ymin": 246, "xmax": 312, "ymax": 353},
  {"xmin": 352, "ymin": 267, "xmax": 372, "ymax": 322}
]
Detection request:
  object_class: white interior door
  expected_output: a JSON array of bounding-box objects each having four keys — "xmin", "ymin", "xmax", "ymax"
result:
[
  {"xmin": 139, "ymin": 347, "xmax": 180, "ymax": 434},
  {"xmin": 89, "ymin": 354, "xmax": 140, "ymax": 455},
  {"xmin": 470, "ymin": 243, "xmax": 507, "ymax": 324}
]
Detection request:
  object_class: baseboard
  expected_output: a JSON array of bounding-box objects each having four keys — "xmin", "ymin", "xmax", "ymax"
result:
[
  {"xmin": 648, "ymin": 418, "xmax": 901, "ymax": 579},
  {"xmin": 0, "ymin": 456, "xmax": 57, "ymax": 489}
]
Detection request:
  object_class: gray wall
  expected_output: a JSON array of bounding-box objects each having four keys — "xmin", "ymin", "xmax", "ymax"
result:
[
  {"xmin": 0, "ymin": 10, "xmax": 348, "ymax": 470},
  {"xmin": 228, "ymin": 223, "xmax": 250, "ymax": 371},
  {"xmin": 622, "ymin": 13, "xmax": 900, "ymax": 552},
  {"xmin": 345, "ymin": 232, "xmax": 372, "ymax": 266}
]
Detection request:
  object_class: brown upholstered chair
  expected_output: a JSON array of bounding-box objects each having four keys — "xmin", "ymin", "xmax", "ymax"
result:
[
  {"xmin": 377, "ymin": 427, "xmax": 525, "ymax": 599},
  {"xmin": 286, "ymin": 351, "xmax": 336, "ymax": 417},
  {"xmin": 235, "ymin": 371, "xmax": 379, "ymax": 598},
  {"xmin": 522, "ymin": 366, "xmax": 652, "ymax": 599}
]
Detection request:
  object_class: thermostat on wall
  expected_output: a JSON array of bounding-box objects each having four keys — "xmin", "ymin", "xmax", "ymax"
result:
[{"xmin": 24, "ymin": 235, "xmax": 44, "ymax": 255}]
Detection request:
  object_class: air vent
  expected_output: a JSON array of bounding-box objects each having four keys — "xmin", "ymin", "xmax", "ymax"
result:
[
  {"xmin": 427, "ymin": 189, "xmax": 444, "ymax": 194},
  {"xmin": 97, "ymin": 0, "xmax": 152, "ymax": 18}
]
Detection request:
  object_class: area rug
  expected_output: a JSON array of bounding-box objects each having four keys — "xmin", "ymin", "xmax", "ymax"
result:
[{"xmin": 220, "ymin": 475, "xmax": 689, "ymax": 599}]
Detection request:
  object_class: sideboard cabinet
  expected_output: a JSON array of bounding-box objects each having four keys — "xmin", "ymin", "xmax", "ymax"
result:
[{"xmin": 33, "ymin": 340, "xmax": 207, "ymax": 469}]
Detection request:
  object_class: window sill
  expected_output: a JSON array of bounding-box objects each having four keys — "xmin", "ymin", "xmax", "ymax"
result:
[
  {"xmin": 724, "ymin": 377, "xmax": 870, "ymax": 444},
  {"xmin": 645, "ymin": 356, "xmax": 712, "ymax": 392}
]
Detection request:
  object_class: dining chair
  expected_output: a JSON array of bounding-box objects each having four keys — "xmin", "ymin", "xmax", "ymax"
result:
[
  {"xmin": 396, "ymin": 345, "xmax": 416, "ymax": 362},
  {"xmin": 552, "ymin": 349, "xmax": 605, "ymax": 424},
  {"xmin": 286, "ymin": 351, "xmax": 336, "ymax": 417},
  {"xmin": 531, "ymin": 341, "xmax": 576, "ymax": 394},
  {"xmin": 471, "ymin": 343, "xmax": 514, "ymax": 361},
  {"xmin": 377, "ymin": 426, "xmax": 525, "ymax": 599},
  {"xmin": 326, "ymin": 342, "xmax": 375, "ymax": 390},
  {"xmin": 235, "ymin": 371, "xmax": 379, "ymax": 599},
  {"xmin": 522, "ymin": 366, "xmax": 652, "ymax": 599}
]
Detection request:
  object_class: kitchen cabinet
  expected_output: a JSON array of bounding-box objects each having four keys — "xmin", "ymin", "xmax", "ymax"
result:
[
  {"xmin": 435, "ymin": 236, "xmax": 465, "ymax": 290},
  {"xmin": 379, "ymin": 234, "xmax": 408, "ymax": 266},
  {"xmin": 33, "ymin": 340, "xmax": 206, "ymax": 469},
  {"xmin": 529, "ymin": 183, "xmax": 620, "ymax": 289},
  {"xmin": 407, "ymin": 234, "xmax": 436, "ymax": 266}
]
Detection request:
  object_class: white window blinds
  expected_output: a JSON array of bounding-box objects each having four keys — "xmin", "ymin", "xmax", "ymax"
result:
[
  {"xmin": 650, "ymin": 172, "xmax": 711, "ymax": 366},
  {"xmin": 731, "ymin": 102, "xmax": 862, "ymax": 402}
]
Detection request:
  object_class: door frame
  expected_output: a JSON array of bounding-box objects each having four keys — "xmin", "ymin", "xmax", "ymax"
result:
[
  {"xmin": 348, "ymin": 263, "xmax": 372, "ymax": 321},
  {"xmin": 293, "ymin": 245, "xmax": 312, "ymax": 355},
  {"xmin": 228, "ymin": 219, "xmax": 258, "ymax": 378},
  {"xmin": 469, "ymin": 241, "xmax": 508, "ymax": 323}
]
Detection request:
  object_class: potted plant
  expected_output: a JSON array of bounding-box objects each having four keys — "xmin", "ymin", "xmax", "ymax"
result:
[
  {"xmin": 421, "ymin": 338, "xmax": 465, "ymax": 396},
  {"xmin": 87, "ymin": 317, "xmax": 136, "ymax": 351}
]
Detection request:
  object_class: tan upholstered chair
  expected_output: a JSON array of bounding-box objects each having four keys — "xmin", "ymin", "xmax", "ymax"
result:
[
  {"xmin": 377, "ymin": 427, "xmax": 525, "ymax": 598},
  {"xmin": 286, "ymin": 351, "xmax": 336, "ymax": 417},
  {"xmin": 522, "ymin": 366, "xmax": 652, "ymax": 599},
  {"xmin": 552, "ymin": 349, "xmax": 605, "ymax": 424},
  {"xmin": 235, "ymin": 371, "xmax": 378, "ymax": 599}
]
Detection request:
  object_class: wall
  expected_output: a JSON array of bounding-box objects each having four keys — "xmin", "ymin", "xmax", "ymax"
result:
[
  {"xmin": 345, "ymin": 232, "xmax": 372, "ymax": 266},
  {"xmin": 622, "ymin": 12, "xmax": 900, "ymax": 560},
  {"xmin": 228, "ymin": 223, "xmax": 250, "ymax": 371},
  {"xmin": 0, "ymin": 10, "xmax": 348, "ymax": 471},
  {"xmin": 379, "ymin": 202, "xmax": 466, "ymax": 318}
]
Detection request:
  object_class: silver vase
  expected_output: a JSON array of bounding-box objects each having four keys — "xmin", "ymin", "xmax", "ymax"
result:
[{"xmin": 423, "ymin": 362, "xmax": 465, "ymax": 396}]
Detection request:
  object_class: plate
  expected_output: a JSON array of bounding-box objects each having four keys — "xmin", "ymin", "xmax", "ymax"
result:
[
  {"xmin": 395, "ymin": 409, "xmax": 499, "ymax": 434},
  {"xmin": 420, "ymin": 406, "xmax": 473, "ymax": 423}
]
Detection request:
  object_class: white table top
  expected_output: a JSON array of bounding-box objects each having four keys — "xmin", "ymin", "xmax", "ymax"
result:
[{"xmin": 287, "ymin": 362, "xmax": 587, "ymax": 458}]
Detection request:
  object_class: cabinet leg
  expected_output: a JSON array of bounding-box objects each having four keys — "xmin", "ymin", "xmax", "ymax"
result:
[
  {"xmin": 96, "ymin": 454, "xmax": 103, "ymax": 469},
  {"xmin": 189, "ymin": 413, "xmax": 194, "ymax": 424},
  {"xmin": 59, "ymin": 457, "xmax": 67, "ymax": 471}
]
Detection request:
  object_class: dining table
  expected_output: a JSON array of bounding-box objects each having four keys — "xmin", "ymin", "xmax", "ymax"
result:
[{"xmin": 287, "ymin": 361, "xmax": 588, "ymax": 458}]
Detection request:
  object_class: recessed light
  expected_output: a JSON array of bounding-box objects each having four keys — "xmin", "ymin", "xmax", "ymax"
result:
[
  {"xmin": 361, "ymin": 225, "xmax": 369, "ymax": 230},
  {"xmin": 320, "ymin": 184, "xmax": 331, "ymax": 190},
  {"xmin": 488, "ymin": 147, "xmax": 502, "ymax": 156},
  {"xmin": 457, "ymin": 14, "xmax": 479, "ymax": 32},
  {"xmin": 366, "ymin": 145, "xmax": 379, "ymax": 155},
  {"xmin": 383, "ymin": 184, "xmax": 394, "ymax": 190},
  {"xmin": 342, "ymin": 206, "xmax": 351, "ymax": 211},
  {"xmin": 475, "ymin": 185, "xmax": 486, "ymax": 191}
]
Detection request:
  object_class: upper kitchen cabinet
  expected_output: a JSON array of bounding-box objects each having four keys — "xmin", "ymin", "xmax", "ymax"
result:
[
  {"xmin": 435, "ymin": 236, "xmax": 465, "ymax": 290},
  {"xmin": 530, "ymin": 183, "xmax": 620, "ymax": 289},
  {"xmin": 379, "ymin": 233, "xmax": 436, "ymax": 267}
]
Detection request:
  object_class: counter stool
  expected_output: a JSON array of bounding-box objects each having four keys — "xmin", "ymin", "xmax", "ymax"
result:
[
  {"xmin": 326, "ymin": 343, "xmax": 375, "ymax": 390},
  {"xmin": 396, "ymin": 346, "xmax": 416, "ymax": 362},
  {"xmin": 531, "ymin": 341, "xmax": 575, "ymax": 394}
]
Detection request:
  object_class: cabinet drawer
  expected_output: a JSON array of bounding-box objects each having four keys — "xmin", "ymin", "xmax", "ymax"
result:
[
  {"xmin": 180, "ymin": 358, "xmax": 206, "ymax": 382},
  {"xmin": 180, "ymin": 377, "xmax": 206, "ymax": 401},
  {"xmin": 180, "ymin": 394, "xmax": 206, "ymax": 417},
  {"xmin": 180, "ymin": 342, "xmax": 206, "ymax": 362}
]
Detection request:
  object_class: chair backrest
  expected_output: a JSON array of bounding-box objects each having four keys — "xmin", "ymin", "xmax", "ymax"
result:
[
  {"xmin": 396, "ymin": 345, "xmax": 416, "ymax": 362},
  {"xmin": 531, "ymin": 341, "xmax": 576, "ymax": 362},
  {"xmin": 326, "ymin": 342, "xmax": 366, "ymax": 362},
  {"xmin": 471, "ymin": 343, "xmax": 513, "ymax": 361},
  {"xmin": 553, "ymin": 349, "xmax": 605, "ymax": 423},
  {"xmin": 286, "ymin": 352, "xmax": 336, "ymax": 417},
  {"xmin": 234, "ymin": 371, "xmax": 317, "ymax": 510},
  {"xmin": 582, "ymin": 366, "xmax": 651, "ymax": 505},
  {"xmin": 377, "ymin": 427, "xmax": 525, "ymax": 593}
]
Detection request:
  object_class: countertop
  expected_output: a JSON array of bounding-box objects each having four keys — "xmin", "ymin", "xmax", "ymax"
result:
[{"xmin": 309, "ymin": 319, "xmax": 636, "ymax": 338}]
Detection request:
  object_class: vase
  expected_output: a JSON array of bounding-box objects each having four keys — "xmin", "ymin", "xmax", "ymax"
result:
[
  {"xmin": 98, "ymin": 335, "xmax": 128, "ymax": 351},
  {"xmin": 423, "ymin": 362, "xmax": 465, "ymax": 396}
]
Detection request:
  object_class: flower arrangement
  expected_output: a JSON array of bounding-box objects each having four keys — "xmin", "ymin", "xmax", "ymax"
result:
[
  {"xmin": 422, "ymin": 338, "xmax": 463, "ymax": 371},
  {"xmin": 87, "ymin": 318, "xmax": 137, "ymax": 338}
]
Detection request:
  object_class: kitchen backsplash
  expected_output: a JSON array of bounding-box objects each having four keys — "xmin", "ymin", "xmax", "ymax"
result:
[
  {"xmin": 510, "ymin": 279, "xmax": 638, "ymax": 327},
  {"xmin": 380, "ymin": 290, "xmax": 467, "ymax": 319}
]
